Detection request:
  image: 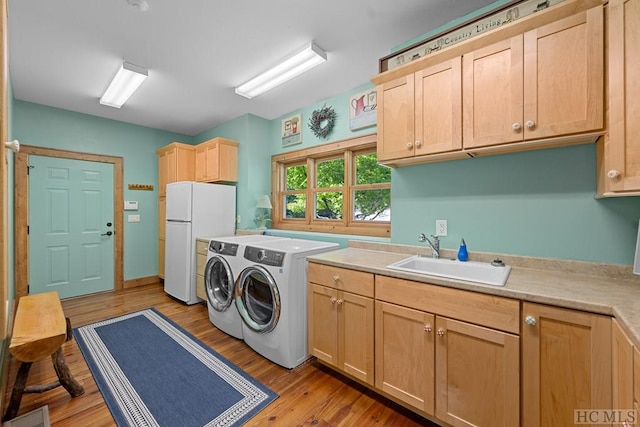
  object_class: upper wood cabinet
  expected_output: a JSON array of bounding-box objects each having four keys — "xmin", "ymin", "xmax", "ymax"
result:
[
  {"xmin": 373, "ymin": 4, "xmax": 604, "ymax": 166},
  {"xmin": 599, "ymin": 0, "xmax": 640, "ymax": 195},
  {"xmin": 521, "ymin": 302, "xmax": 612, "ymax": 427},
  {"xmin": 195, "ymin": 137, "xmax": 238, "ymax": 183},
  {"xmin": 377, "ymin": 57, "xmax": 462, "ymax": 162},
  {"xmin": 464, "ymin": 7, "xmax": 603, "ymax": 149},
  {"xmin": 156, "ymin": 142, "xmax": 195, "ymax": 197}
]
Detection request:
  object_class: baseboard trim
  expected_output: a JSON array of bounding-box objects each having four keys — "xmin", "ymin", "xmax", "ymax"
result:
[{"xmin": 123, "ymin": 276, "xmax": 160, "ymax": 289}]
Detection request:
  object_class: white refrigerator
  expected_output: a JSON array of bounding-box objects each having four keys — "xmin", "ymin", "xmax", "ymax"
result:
[{"xmin": 165, "ymin": 181, "xmax": 236, "ymax": 304}]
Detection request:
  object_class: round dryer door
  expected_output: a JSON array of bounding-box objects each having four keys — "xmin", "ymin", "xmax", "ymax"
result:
[
  {"xmin": 205, "ymin": 255, "xmax": 234, "ymax": 312},
  {"xmin": 235, "ymin": 265, "xmax": 280, "ymax": 333}
]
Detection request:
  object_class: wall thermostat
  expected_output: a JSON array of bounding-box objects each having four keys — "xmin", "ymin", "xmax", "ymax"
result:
[{"xmin": 124, "ymin": 200, "xmax": 139, "ymax": 211}]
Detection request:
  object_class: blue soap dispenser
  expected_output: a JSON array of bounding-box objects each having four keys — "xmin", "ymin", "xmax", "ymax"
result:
[{"xmin": 457, "ymin": 238, "xmax": 468, "ymax": 262}]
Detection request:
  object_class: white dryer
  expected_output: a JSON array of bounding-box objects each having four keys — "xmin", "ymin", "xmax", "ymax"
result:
[
  {"xmin": 204, "ymin": 235, "xmax": 287, "ymax": 339},
  {"xmin": 235, "ymin": 238, "xmax": 339, "ymax": 368}
]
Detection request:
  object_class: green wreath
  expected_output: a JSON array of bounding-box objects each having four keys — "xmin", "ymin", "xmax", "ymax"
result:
[{"xmin": 308, "ymin": 105, "xmax": 337, "ymax": 139}]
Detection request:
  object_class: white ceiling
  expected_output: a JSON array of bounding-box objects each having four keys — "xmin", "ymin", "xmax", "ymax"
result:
[{"xmin": 8, "ymin": 0, "xmax": 497, "ymax": 136}]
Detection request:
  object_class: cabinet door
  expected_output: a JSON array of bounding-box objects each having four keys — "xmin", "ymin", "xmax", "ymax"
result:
[
  {"xmin": 612, "ymin": 319, "xmax": 635, "ymax": 413},
  {"xmin": 158, "ymin": 152, "xmax": 168, "ymax": 198},
  {"xmin": 415, "ymin": 57, "xmax": 462, "ymax": 155},
  {"xmin": 205, "ymin": 143, "xmax": 220, "ymax": 181},
  {"xmin": 523, "ymin": 7, "xmax": 603, "ymax": 140},
  {"xmin": 339, "ymin": 291, "xmax": 374, "ymax": 385},
  {"xmin": 377, "ymin": 74, "xmax": 415, "ymax": 162},
  {"xmin": 522, "ymin": 303, "xmax": 612, "ymax": 427},
  {"xmin": 606, "ymin": 0, "xmax": 640, "ymax": 192},
  {"xmin": 308, "ymin": 284, "xmax": 338, "ymax": 367},
  {"xmin": 158, "ymin": 237, "xmax": 165, "ymax": 279},
  {"xmin": 463, "ymin": 36, "xmax": 524, "ymax": 148},
  {"xmin": 158, "ymin": 197, "xmax": 166, "ymax": 240},
  {"xmin": 175, "ymin": 147, "xmax": 195, "ymax": 182},
  {"xmin": 195, "ymin": 145, "xmax": 207, "ymax": 182},
  {"xmin": 375, "ymin": 301, "xmax": 434, "ymax": 414},
  {"xmin": 166, "ymin": 147, "xmax": 178, "ymax": 183},
  {"xmin": 435, "ymin": 317, "xmax": 519, "ymax": 427}
]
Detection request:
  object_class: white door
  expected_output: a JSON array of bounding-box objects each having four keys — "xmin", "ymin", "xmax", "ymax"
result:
[{"xmin": 28, "ymin": 155, "xmax": 115, "ymax": 298}]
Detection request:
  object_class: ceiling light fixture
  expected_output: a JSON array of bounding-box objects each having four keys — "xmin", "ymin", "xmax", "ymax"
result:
[
  {"xmin": 100, "ymin": 61, "xmax": 148, "ymax": 108},
  {"xmin": 235, "ymin": 42, "xmax": 327, "ymax": 99}
]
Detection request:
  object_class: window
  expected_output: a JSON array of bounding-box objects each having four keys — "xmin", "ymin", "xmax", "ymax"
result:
[{"xmin": 272, "ymin": 134, "xmax": 390, "ymax": 237}]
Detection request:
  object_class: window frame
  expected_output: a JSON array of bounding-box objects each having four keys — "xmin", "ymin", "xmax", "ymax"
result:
[{"xmin": 271, "ymin": 133, "xmax": 390, "ymax": 237}]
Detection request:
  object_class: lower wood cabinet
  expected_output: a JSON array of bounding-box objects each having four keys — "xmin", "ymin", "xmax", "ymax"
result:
[
  {"xmin": 308, "ymin": 263, "xmax": 374, "ymax": 385},
  {"xmin": 522, "ymin": 302, "xmax": 612, "ymax": 427},
  {"xmin": 195, "ymin": 240, "xmax": 208, "ymax": 301},
  {"xmin": 375, "ymin": 301, "xmax": 435, "ymax": 414},
  {"xmin": 308, "ymin": 262, "xmax": 621, "ymax": 427},
  {"xmin": 435, "ymin": 316, "xmax": 519, "ymax": 426}
]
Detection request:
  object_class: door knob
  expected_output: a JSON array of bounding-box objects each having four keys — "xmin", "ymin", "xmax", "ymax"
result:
[{"xmin": 101, "ymin": 231, "xmax": 113, "ymax": 236}]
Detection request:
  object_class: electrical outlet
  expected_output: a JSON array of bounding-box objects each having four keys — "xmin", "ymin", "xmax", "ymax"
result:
[
  {"xmin": 236, "ymin": 215, "xmax": 241, "ymax": 224},
  {"xmin": 436, "ymin": 219, "xmax": 447, "ymax": 236},
  {"xmin": 128, "ymin": 214, "xmax": 140, "ymax": 223}
]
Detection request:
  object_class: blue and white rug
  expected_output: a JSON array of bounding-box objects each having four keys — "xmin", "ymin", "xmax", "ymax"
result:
[{"xmin": 73, "ymin": 308, "xmax": 277, "ymax": 427}]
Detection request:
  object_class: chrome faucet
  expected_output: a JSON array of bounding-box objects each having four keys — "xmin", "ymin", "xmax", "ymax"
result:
[{"xmin": 418, "ymin": 233, "xmax": 440, "ymax": 259}]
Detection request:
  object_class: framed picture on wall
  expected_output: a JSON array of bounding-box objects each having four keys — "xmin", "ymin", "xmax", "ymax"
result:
[
  {"xmin": 282, "ymin": 114, "xmax": 302, "ymax": 147},
  {"xmin": 349, "ymin": 90, "xmax": 377, "ymax": 131}
]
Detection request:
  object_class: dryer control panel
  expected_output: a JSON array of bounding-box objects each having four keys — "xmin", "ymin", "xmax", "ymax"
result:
[{"xmin": 244, "ymin": 246, "xmax": 285, "ymax": 267}]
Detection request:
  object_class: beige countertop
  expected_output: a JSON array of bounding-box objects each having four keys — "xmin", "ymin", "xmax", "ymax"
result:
[{"xmin": 307, "ymin": 241, "xmax": 640, "ymax": 348}]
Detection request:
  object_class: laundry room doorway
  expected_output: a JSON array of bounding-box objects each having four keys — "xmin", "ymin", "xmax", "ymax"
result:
[{"xmin": 14, "ymin": 146, "xmax": 124, "ymax": 299}]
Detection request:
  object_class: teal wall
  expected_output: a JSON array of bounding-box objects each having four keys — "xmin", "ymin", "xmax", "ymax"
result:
[
  {"xmin": 193, "ymin": 114, "xmax": 271, "ymax": 230},
  {"xmin": 12, "ymin": 100, "xmax": 194, "ymax": 280},
  {"xmin": 392, "ymin": 146, "xmax": 640, "ymax": 264}
]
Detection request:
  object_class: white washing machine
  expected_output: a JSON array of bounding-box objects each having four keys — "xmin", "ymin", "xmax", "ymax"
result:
[
  {"xmin": 204, "ymin": 234, "xmax": 288, "ymax": 339},
  {"xmin": 234, "ymin": 238, "xmax": 339, "ymax": 368}
]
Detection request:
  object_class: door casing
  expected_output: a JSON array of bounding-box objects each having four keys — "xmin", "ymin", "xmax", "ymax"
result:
[{"xmin": 15, "ymin": 145, "xmax": 124, "ymax": 298}]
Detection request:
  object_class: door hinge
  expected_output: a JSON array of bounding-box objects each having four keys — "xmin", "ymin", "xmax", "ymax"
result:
[
  {"xmin": 27, "ymin": 225, "xmax": 29, "ymax": 234},
  {"xmin": 27, "ymin": 165, "xmax": 34, "ymax": 174}
]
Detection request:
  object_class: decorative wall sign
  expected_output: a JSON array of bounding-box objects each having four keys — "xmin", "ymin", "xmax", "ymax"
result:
[
  {"xmin": 349, "ymin": 90, "xmax": 377, "ymax": 131},
  {"xmin": 379, "ymin": 0, "xmax": 565, "ymax": 72},
  {"xmin": 282, "ymin": 114, "xmax": 302, "ymax": 147},
  {"xmin": 308, "ymin": 105, "xmax": 336, "ymax": 139},
  {"xmin": 128, "ymin": 184, "xmax": 154, "ymax": 191}
]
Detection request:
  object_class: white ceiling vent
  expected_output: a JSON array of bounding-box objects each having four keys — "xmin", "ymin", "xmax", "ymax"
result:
[{"xmin": 126, "ymin": 0, "xmax": 150, "ymax": 12}]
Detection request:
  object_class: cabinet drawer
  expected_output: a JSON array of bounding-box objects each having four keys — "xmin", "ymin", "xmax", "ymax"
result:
[
  {"xmin": 308, "ymin": 262, "xmax": 374, "ymax": 298},
  {"xmin": 196, "ymin": 239, "xmax": 209, "ymax": 255},
  {"xmin": 196, "ymin": 253, "xmax": 207, "ymax": 276},
  {"xmin": 375, "ymin": 275, "xmax": 519, "ymax": 334},
  {"xmin": 196, "ymin": 274, "xmax": 206, "ymax": 301}
]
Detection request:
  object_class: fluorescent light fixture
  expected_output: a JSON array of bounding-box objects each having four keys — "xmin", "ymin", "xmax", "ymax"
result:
[
  {"xmin": 235, "ymin": 42, "xmax": 327, "ymax": 99},
  {"xmin": 100, "ymin": 61, "xmax": 148, "ymax": 108}
]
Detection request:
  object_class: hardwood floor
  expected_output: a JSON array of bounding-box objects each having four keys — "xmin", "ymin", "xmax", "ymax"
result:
[{"xmin": 3, "ymin": 284, "xmax": 438, "ymax": 426}]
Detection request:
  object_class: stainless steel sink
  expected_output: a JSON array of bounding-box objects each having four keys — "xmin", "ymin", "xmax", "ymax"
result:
[{"xmin": 386, "ymin": 255, "xmax": 511, "ymax": 286}]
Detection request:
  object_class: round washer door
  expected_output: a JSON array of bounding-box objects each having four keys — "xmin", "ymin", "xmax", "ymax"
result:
[
  {"xmin": 205, "ymin": 255, "xmax": 234, "ymax": 312},
  {"xmin": 235, "ymin": 265, "xmax": 280, "ymax": 333}
]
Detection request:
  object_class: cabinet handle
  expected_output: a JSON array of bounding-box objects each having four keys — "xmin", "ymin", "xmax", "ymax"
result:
[
  {"xmin": 524, "ymin": 315, "xmax": 537, "ymax": 326},
  {"xmin": 406, "ymin": 142, "xmax": 413, "ymax": 149},
  {"xmin": 332, "ymin": 275, "xmax": 339, "ymax": 282},
  {"xmin": 436, "ymin": 329, "xmax": 445, "ymax": 337},
  {"xmin": 424, "ymin": 325, "xmax": 432, "ymax": 333},
  {"xmin": 525, "ymin": 120, "xmax": 535, "ymax": 129},
  {"xmin": 512, "ymin": 122, "xmax": 521, "ymax": 131},
  {"xmin": 330, "ymin": 297, "xmax": 337, "ymax": 304},
  {"xmin": 336, "ymin": 299, "xmax": 344, "ymax": 306},
  {"xmin": 607, "ymin": 170, "xmax": 621, "ymax": 180},
  {"xmin": 415, "ymin": 141, "xmax": 422, "ymax": 148}
]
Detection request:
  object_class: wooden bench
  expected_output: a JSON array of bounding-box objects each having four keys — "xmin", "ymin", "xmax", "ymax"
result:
[{"xmin": 2, "ymin": 292, "xmax": 84, "ymax": 421}]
